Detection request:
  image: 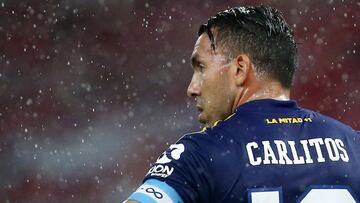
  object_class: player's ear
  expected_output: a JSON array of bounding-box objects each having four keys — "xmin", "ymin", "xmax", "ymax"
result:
[{"xmin": 232, "ymin": 54, "xmax": 252, "ymax": 86}]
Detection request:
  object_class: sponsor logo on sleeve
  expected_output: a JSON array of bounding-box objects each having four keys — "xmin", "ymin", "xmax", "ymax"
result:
[{"xmin": 147, "ymin": 143, "xmax": 185, "ymax": 178}]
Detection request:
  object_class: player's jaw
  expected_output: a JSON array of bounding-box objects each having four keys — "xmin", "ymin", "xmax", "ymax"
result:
[
  {"xmin": 197, "ymin": 107, "xmax": 207, "ymax": 125},
  {"xmin": 197, "ymin": 96, "xmax": 235, "ymax": 127},
  {"xmin": 196, "ymin": 100, "xmax": 216, "ymax": 127}
]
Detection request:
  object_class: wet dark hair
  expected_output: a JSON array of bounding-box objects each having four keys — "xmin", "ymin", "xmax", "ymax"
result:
[{"xmin": 198, "ymin": 5, "xmax": 297, "ymax": 88}]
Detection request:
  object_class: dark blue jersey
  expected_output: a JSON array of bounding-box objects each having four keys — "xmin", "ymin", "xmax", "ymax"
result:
[{"xmin": 142, "ymin": 99, "xmax": 360, "ymax": 203}]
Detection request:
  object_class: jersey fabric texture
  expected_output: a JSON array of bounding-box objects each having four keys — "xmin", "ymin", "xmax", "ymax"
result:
[{"xmin": 143, "ymin": 99, "xmax": 360, "ymax": 203}]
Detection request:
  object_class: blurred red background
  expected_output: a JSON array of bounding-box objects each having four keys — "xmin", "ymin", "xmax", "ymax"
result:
[{"xmin": 0, "ymin": 0, "xmax": 359, "ymax": 202}]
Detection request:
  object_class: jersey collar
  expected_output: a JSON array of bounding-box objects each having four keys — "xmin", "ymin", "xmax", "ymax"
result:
[{"xmin": 235, "ymin": 99, "xmax": 299, "ymax": 113}]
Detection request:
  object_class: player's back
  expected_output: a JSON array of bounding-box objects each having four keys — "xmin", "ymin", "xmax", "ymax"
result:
[
  {"xmin": 141, "ymin": 99, "xmax": 359, "ymax": 203},
  {"xmin": 208, "ymin": 99, "xmax": 360, "ymax": 202}
]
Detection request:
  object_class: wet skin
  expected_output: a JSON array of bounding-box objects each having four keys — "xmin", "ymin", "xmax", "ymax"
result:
[{"xmin": 187, "ymin": 33, "xmax": 236, "ymax": 127}]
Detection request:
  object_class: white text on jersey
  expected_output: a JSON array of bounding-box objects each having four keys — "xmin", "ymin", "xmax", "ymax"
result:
[{"xmin": 246, "ymin": 138, "xmax": 349, "ymax": 166}]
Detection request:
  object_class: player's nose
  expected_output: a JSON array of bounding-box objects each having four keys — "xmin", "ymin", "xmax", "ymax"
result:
[{"xmin": 187, "ymin": 76, "xmax": 201, "ymax": 97}]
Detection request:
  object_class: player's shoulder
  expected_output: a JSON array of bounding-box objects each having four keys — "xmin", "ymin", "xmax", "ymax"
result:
[
  {"xmin": 183, "ymin": 111, "xmax": 239, "ymax": 136},
  {"xmin": 177, "ymin": 120, "xmax": 237, "ymax": 153},
  {"xmin": 305, "ymin": 108, "xmax": 357, "ymax": 133},
  {"xmin": 178, "ymin": 128, "xmax": 220, "ymax": 148}
]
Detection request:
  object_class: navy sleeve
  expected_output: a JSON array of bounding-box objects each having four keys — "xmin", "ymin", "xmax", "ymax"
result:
[{"xmin": 143, "ymin": 132, "xmax": 214, "ymax": 203}]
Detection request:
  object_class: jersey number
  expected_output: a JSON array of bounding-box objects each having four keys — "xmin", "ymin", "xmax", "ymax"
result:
[{"xmin": 249, "ymin": 186, "xmax": 358, "ymax": 203}]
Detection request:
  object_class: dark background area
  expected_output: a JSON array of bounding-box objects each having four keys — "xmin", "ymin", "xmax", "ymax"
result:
[{"xmin": 0, "ymin": 0, "xmax": 359, "ymax": 202}]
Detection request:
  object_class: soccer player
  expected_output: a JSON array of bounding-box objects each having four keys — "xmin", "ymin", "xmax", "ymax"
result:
[{"xmin": 124, "ymin": 5, "xmax": 360, "ymax": 203}]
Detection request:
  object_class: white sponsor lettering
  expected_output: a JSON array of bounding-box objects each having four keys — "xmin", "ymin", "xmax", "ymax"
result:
[
  {"xmin": 147, "ymin": 143, "xmax": 185, "ymax": 178},
  {"xmin": 147, "ymin": 165, "xmax": 174, "ymax": 178},
  {"xmin": 156, "ymin": 143, "xmax": 185, "ymax": 164}
]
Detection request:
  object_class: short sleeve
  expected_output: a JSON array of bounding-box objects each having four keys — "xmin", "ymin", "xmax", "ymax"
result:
[{"xmin": 143, "ymin": 133, "xmax": 213, "ymax": 203}]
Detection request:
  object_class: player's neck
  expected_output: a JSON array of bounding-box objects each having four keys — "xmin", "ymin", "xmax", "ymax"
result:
[{"xmin": 232, "ymin": 80, "xmax": 290, "ymax": 112}]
